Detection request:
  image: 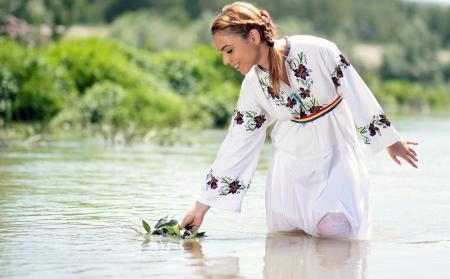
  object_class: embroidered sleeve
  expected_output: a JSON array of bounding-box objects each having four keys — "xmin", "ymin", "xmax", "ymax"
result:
[
  {"xmin": 324, "ymin": 43, "xmax": 400, "ymax": 154},
  {"xmin": 198, "ymin": 75, "xmax": 273, "ymax": 213}
]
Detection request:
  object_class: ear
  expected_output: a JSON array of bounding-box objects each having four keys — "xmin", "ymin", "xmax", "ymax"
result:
[{"xmin": 248, "ymin": 28, "xmax": 262, "ymax": 45}]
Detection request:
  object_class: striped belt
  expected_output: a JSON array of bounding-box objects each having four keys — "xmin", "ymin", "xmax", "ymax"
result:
[{"xmin": 291, "ymin": 95, "xmax": 343, "ymax": 124}]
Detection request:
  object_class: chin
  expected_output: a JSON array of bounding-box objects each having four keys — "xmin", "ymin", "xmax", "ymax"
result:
[{"xmin": 239, "ymin": 67, "xmax": 250, "ymax": 75}]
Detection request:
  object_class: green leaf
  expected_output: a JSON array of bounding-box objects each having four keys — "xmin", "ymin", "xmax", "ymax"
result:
[
  {"xmin": 154, "ymin": 217, "xmax": 167, "ymax": 229},
  {"xmin": 166, "ymin": 225, "xmax": 180, "ymax": 236},
  {"xmin": 167, "ymin": 219, "xmax": 178, "ymax": 227},
  {"xmin": 142, "ymin": 220, "xmax": 151, "ymax": 233},
  {"xmin": 154, "ymin": 216, "xmax": 178, "ymax": 229}
]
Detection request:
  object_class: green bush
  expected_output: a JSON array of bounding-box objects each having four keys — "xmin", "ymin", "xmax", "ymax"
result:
[
  {"xmin": 44, "ymin": 37, "xmax": 191, "ymax": 137},
  {"xmin": 44, "ymin": 37, "xmax": 150, "ymax": 94},
  {"xmin": 187, "ymin": 82, "xmax": 240, "ymax": 128},
  {"xmin": 79, "ymin": 81, "xmax": 126, "ymax": 125},
  {"xmin": 152, "ymin": 46, "xmax": 241, "ymax": 96},
  {"xmin": 0, "ymin": 38, "xmax": 68, "ymax": 123},
  {"xmin": 149, "ymin": 45, "xmax": 242, "ymax": 128},
  {"xmin": 120, "ymin": 86, "xmax": 186, "ymax": 130},
  {"xmin": 377, "ymin": 80, "xmax": 450, "ymax": 112}
]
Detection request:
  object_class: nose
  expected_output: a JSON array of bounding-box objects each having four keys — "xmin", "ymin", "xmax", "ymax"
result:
[{"xmin": 222, "ymin": 55, "xmax": 230, "ymax": 66}]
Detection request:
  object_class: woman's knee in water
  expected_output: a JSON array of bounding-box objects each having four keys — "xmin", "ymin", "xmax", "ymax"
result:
[{"xmin": 317, "ymin": 213, "xmax": 352, "ymax": 238}]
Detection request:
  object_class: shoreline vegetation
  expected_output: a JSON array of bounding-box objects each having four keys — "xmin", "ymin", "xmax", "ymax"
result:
[
  {"xmin": 0, "ymin": 36, "xmax": 449, "ymax": 146},
  {"xmin": 1, "ymin": 0, "xmax": 449, "ymax": 146}
]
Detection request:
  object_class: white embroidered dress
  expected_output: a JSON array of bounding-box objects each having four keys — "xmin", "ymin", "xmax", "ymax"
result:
[{"xmin": 198, "ymin": 35, "xmax": 400, "ymax": 240}]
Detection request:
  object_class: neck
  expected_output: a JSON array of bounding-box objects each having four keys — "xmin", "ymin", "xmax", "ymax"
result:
[
  {"xmin": 257, "ymin": 39, "xmax": 286, "ymax": 71},
  {"xmin": 258, "ymin": 45, "xmax": 271, "ymax": 70}
]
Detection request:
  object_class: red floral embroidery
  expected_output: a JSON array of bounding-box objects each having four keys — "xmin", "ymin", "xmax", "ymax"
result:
[
  {"xmin": 379, "ymin": 114, "xmax": 391, "ymax": 126},
  {"xmin": 368, "ymin": 123, "xmax": 380, "ymax": 136},
  {"xmin": 287, "ymin": 52, "xmax": 313, "ymax": 85},
  {"xmin": 340, "ymin": 54, "xmax": 351, "ymax": 66},
  {"xmin": 332, "ymin": 53, "xmax": 351, "ymax": 87},
  {"xmin": 253, "ymin": 114, "xmax": 266, "ymax": 129},
  {"xmin": 357, "ymin": 113, "xmax": 392, "ymax": 144},
  {"xmin": 286, "ymin": 96, "xmax": 297, "ymax": 108},
  {"xmin": 234, "ymin": 111, "xmax": 244, "ymax": 125},
  {"xmin": 294, "ymin": 64, "xmax": 310, "ymax": 80},
  {"xmin": 233, "ymin": 109, "xmax": 266, "ymax": 131},
  {"xmin": 228, "ymin": 180, "xmax": 241, "ymax": 194},
  {"xmin": 206, "ymin": 170, "xmax": 250, "ymax": 196},
  {"xmin": 310, "ymin": 105, "xmax": 323, "ymax": 114},
  {"xmin": 299, "ymin": 88, "xmax": 311, "ymax": 99},
  {"xmin": 207, "ymin": 176, "xmax": 218, "ymax": 189}
]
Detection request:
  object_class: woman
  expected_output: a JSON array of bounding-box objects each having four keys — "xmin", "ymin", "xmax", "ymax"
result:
[{"xmin": 181, "ymin": 1, "xmax": 418, "ymax": 239}]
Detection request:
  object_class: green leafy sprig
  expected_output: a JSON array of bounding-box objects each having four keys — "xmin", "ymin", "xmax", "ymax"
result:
[{"xmin": 142, "ymin": 216, "xmax": 206, "ymax": 239}]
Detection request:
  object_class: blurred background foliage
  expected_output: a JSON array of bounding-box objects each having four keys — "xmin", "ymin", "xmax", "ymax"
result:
[{"xmin": 0, "ymin": 0, "xmax": 449, "ymax": 143}]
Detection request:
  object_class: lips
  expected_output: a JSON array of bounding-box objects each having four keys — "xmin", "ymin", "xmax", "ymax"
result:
[{"xmin": 233, "ymin": 63, "xmax": 240, "ymax": 70}]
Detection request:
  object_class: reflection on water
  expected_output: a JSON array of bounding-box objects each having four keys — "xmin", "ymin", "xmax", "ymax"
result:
[
  {"xmin": 183, "ymin": 240, "xmax": 243, "ymax": 279},
  {"xmin": 263, "ymin": 233, "xmax": 367, "ymax": 279},
  {"xmin": 1, "ymin": 118, "xmax": 450, "ymax": 278},
  {"xmin": 181, "ymin": 233, "xmax": 367, "ymax": 279}
]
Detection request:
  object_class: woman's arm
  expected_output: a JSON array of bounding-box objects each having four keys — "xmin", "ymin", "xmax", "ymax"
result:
[{"xmin": 181, "ymin": 74, "xmax": 273, "ymax": 231}]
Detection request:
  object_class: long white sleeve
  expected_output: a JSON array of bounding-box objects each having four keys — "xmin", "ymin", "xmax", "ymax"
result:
[
  {"xmin": 324, "ymin": 43, "xmax": 400, "ymax": 154},
  {"xmin": 198, "ymin": 76, "xmax": 273, "ymax": 213}
]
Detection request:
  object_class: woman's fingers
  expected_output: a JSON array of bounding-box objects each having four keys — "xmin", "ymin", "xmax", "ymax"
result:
[
  {"xmin": 403, "ymin": 155, "xmax": 418, "ymax": 168},
  {"xmin": 389, "ymin": 153, "xmax": 401, "ymax": 165},
  {"xmin": 190, "ymin": 224, "xmax": 199, "ymax": 232},
  {"xmin": 180, "ymin": 214, "xmax": 193, "ymax": 229},
  {"xmin": 406, "ymin": 150, "xmax": 418, "ymax": 162},
  {"xmin": 180, "ymin": 213, "xmax": 202, "ymax": 231},
  {"xmin": 399, "ymin": 151, "xmax": 418, "ymax": 168},
  {"xmin": 408, "ymin": 147, "xmax": 417, "ymax": 156},
  {"xmin": 402, "ymin": 141, "xmax": 419, "ymax": 166}
]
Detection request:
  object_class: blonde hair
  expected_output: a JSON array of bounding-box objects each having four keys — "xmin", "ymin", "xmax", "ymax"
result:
[{"xmin": 211, "ymin": 1, "xmax": 283, "ymax": 96}]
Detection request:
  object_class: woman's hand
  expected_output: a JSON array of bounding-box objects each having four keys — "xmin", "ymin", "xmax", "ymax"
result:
[
  {"xmin": 387, "ymin": 140, "xmax": 419, "ymax": 168},
  {"xmin": 180, "ymin": 201, "xmax": 210, "ymax": 231}
]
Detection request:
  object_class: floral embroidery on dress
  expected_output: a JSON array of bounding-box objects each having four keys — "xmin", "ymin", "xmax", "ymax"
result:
[
  {"xmin": 258, "ymin": 69, "xmax": 325, "ymax": 121},
  {"xmin": 286, "ymin": 96, "xmax": 297, "ymax": 108},
  {"xmin": 207, "ymin": 173, "xmax": 219, "ymax": 189},
  {"xmin": 234, "ymin": 111, "xmax": 244, "ymax": 125},
  {"xmin": 332, "ymin": 53, "xmax": 351, "ymax": 87},
  {"xmin": 257, "ymin": 51, "xmax": 339, "ymax": 122},
  {"xmin": 299, "ymin": 88, "xmax": 311, "ymax": 99},
  {"xmin": 206, "ymin": 170, "xmax": 250, "ymax": 195},
  {"xmin": 357, "ymin": 113, "xmax": 391, "ymax": 144},
  {"xmin": 259, "ymin": 77, "xmax": 284, "ymax": 104},
  {"xmin": 233, "ymin": 109, "xmax": 266, "ymax": 131},
  {"xmin": 286, "ymin": 52, "xmax": 313, "ymax": 87},
  {"xmin": 340, "ymin": 53, "xmax": 351, "ymax": 67}
]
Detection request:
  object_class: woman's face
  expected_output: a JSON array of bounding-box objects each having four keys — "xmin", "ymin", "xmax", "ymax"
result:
[{"xmin": 212, "ymin": 30, "xmax": 263, "ymax": 75}]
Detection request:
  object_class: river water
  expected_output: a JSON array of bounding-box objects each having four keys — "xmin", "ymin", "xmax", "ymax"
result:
[{"xmin": 0, "ymin": 117, "xmax": 449, "ymax": 278}]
